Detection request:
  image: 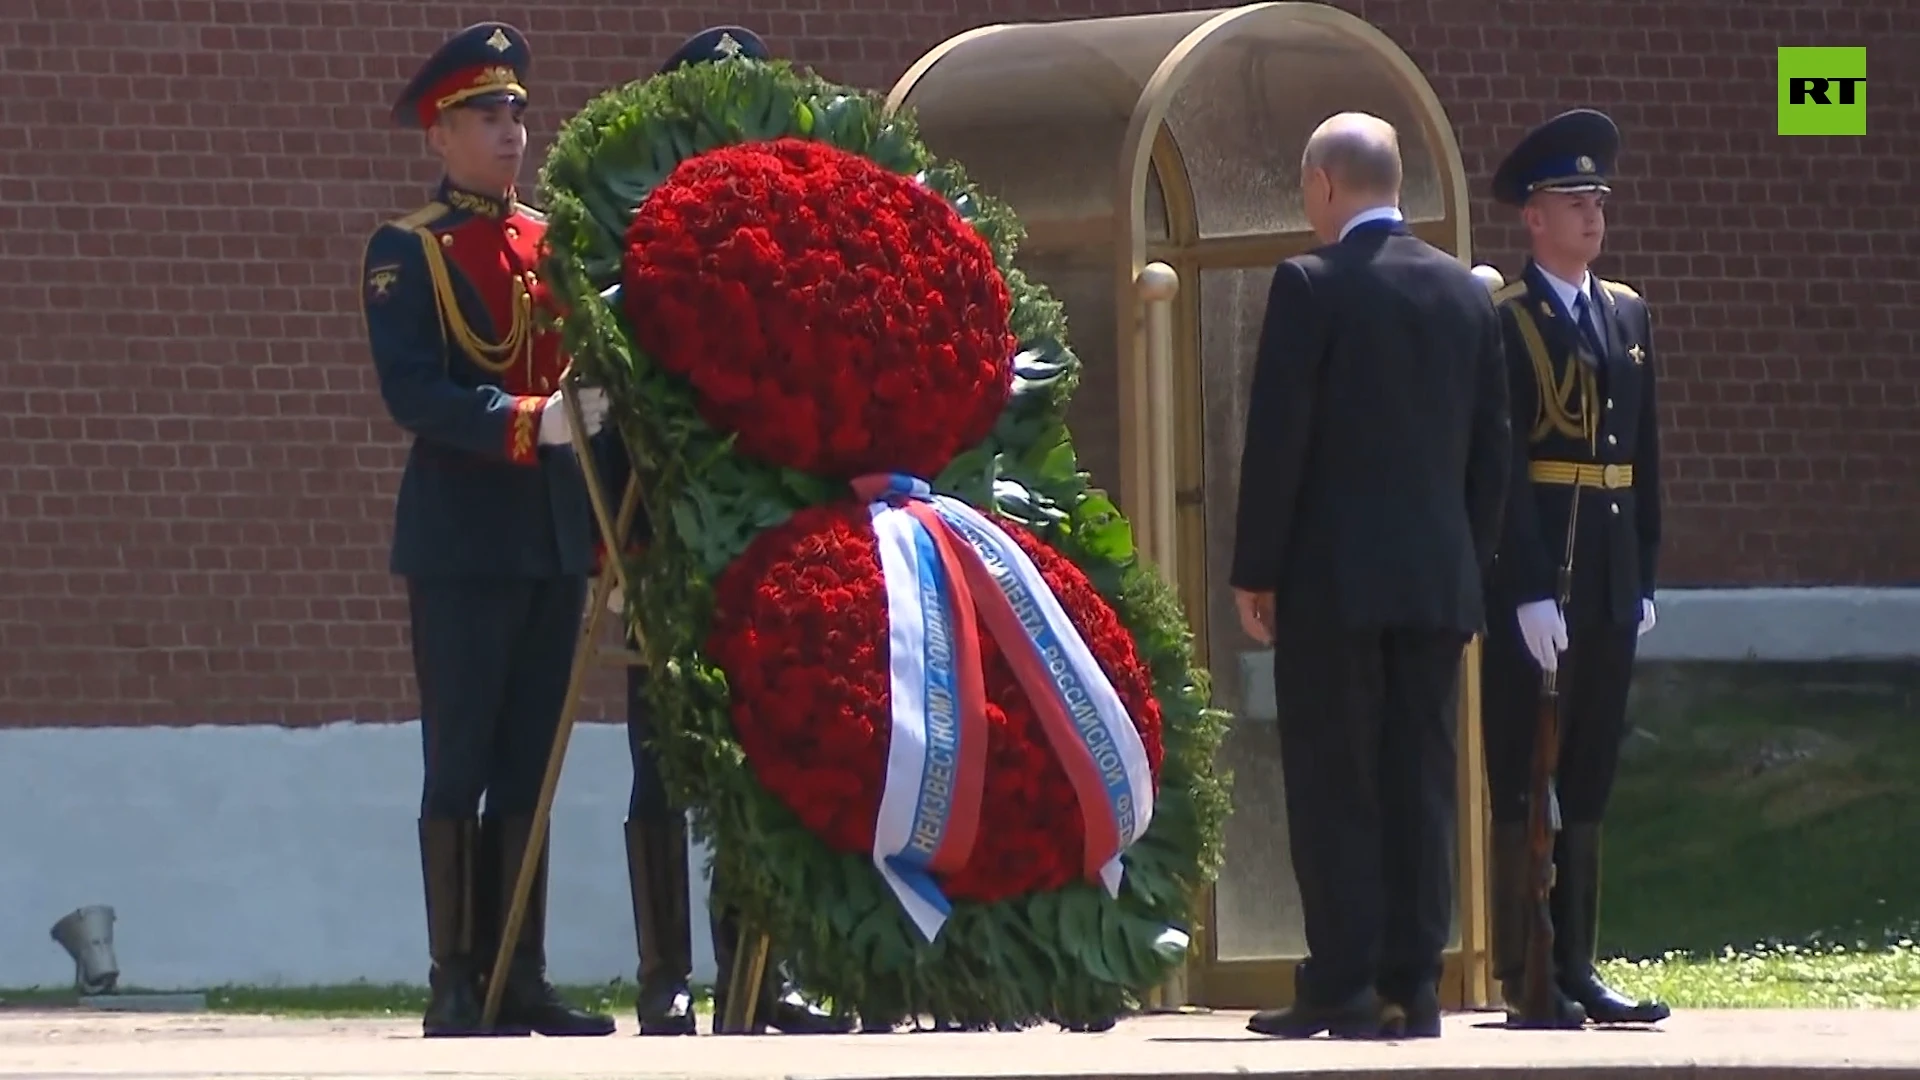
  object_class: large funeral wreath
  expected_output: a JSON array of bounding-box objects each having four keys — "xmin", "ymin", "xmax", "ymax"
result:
[{"xmin": 537, "ymin": 57, "xmax": 1231, "ymax": 1028}]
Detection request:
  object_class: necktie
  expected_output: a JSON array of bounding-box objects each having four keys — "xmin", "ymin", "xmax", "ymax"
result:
[{"xmin": 1573, "ymin": 291, "xmax": 1605, "ymax": 360}]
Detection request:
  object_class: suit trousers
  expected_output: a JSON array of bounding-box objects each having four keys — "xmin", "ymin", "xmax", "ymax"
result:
[
  {"xmin": 1271, "ymin": 624, "xmax": 1469, "ymax": 1005},
  {"xmin": 1480, "ymin": 612, "xmax": 1639, "ymax": 826},
  {"xmin": 409, "ymin": 575, "xmax": 589, "ymax": 819}
]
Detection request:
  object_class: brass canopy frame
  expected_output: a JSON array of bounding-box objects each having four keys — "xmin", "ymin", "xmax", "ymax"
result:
[{"xmin": 889, "ymin": 2, "xmax": 1491, "ymax": 1012}]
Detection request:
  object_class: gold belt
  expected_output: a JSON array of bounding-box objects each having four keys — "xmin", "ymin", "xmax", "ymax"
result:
[{"xmin": 1529, "ymin": 460, "xmax": 1634, "ymax": 489}]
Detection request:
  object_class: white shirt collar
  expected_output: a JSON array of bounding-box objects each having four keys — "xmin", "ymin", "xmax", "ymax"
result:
[
  {"xmin": 1536, "ymin": 264, "xmax": 1597, "ymax": 317},
  {"xmin": 1337, "ymin": 205, "xmax": 1404, "ymax": 241}
]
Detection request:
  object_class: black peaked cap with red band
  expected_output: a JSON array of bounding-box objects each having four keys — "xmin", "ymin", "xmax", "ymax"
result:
[{"xmin": 391, "ymin": 22, "xmax": 531, "ymax": 129}]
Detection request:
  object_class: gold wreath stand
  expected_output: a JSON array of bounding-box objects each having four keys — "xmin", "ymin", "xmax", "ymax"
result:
[
  {"xmin": 889, "ymin": 3, "xmax": 1495, "ymax": 1013},
  {"xmin": 479, "ymin": 374, "xmax": 777, "ymax": 1035}
]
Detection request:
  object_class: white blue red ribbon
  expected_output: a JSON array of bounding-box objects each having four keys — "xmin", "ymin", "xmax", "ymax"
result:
[{"xmin": 859, "ymin": 473, "xmax": 1155, "ymax": 941}]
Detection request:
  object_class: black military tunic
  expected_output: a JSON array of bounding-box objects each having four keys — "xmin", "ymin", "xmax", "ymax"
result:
[
  {"xmin": 1480, "ymin": 106, "xmax": 1671, "ymax": 1028},
  {"xmin": 1482, "ymin": 264, "xmax": 1662, "ymax": 824}
]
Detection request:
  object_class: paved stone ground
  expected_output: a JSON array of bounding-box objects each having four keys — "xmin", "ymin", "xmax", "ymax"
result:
[{"xmin": 2, "ymin": 1008, "xmax": 1918, "ymax": 1079}]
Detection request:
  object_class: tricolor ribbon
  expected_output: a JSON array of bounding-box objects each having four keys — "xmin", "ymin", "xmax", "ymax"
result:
[{"xmin": 858, "ymin": 473, "xmax": 1156, "ymax": 942}]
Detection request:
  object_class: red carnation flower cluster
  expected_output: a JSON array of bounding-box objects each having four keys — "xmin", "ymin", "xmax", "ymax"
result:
[
  {"xmin": 620, "ymin": 138, "xmax": 1015, "ymax": 480},
  {"xmin": 708, "ymin": 501, "xmax": 1164, "ymax": 902},
  {"xmin": 621, "ymin": 134, "xmax": 1161, "ymax": 903}
]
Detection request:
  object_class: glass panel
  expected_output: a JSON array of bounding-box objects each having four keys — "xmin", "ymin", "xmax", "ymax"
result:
[
  {"xmin": 1196, "ymin": 265, "xmax": 1307, "ymax": 961},
  {"xmin": 1021, "ymin": 250, "xmax": 1121, "ymax": 502},
  {"xmin": 1145, "ymin": 163, "xmax": 1170, "ymax": 241},
  {"xmin": 897, "ymin": 10, "xmax": 1220, "ymax": 235},
  {"xmin": 1165, "ymin": 22, "xmax": 1445, "ymax": 237}
]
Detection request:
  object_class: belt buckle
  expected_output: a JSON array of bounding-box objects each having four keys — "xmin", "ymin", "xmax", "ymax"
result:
[{"xmin": 1602, "ymin": 464, "xmax": 1627, "ymax": 488}]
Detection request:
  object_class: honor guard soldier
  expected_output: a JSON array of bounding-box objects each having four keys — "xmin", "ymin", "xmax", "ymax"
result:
[
  {"xmin": 1481, "ymin": 108, "xmax": 1670, "ymax": 1028},
  {"xmin": 606, "ymin": 24, "xmax": 847, "ymax": 1037},
  {"xmin": 363, "ymin": 21, "xmax": 617, "ymax": 1039}
]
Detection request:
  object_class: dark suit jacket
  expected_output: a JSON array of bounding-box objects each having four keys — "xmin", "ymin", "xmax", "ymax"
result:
[
  {"xmin": 1228, "ymin": 219, "xmax": 1512, "ymax": 634},
  {"xmin": 1485, "ymin": 262, "xmax": 1661, "ymax": 627}
]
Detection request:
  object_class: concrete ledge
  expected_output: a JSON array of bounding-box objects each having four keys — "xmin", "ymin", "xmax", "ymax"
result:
[
  {"xmin": 3, "ymin": 1009, "xmax": 1917, "ymax": 1079},
  {"xmin": 0, "ymin": 721, "xmax": 716, "ymax": 991},
  {"xmin": 1231, "ymin": 588, "xmax": 1920, "ymax": 718},
  {"xmin": 1638, "ymin": 587, "xmax": 1920, "ymax": 662}
]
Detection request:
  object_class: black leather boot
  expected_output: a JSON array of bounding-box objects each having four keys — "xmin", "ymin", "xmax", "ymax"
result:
[
  {"xmin": 1553, "ymin": 824, "xmax": 1670, "ymax": 1024},
  {"xmin": 419, "ymin": 818, "xmax": 487, "ymax": 1038},
  {"xmin": 625, "ymin": 817, "xmax": 696, "ymax": 1035},
  {"xmin": 709, "ymin": 902, "xmax": 849, "ymax": 1035},
  {"xmin": 1247, "ymin": 962, "xmax": 1382, "ymax": 1039},
  {"xmin": 1491, "ymin": 823, "xmax": 1587, "ymax": 1029},
  {"xmin": 484, "ymin": 816, "xmax": 616, "ymax": 1037}
]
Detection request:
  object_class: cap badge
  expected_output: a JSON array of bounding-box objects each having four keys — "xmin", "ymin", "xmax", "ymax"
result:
[
  {"xmin": 1575, "ymin": 155, "xmax": 1595, "ymax": 174},
  {"xmin": 486, "ymin": 27, "xmax": 511, "ymax": 52}
]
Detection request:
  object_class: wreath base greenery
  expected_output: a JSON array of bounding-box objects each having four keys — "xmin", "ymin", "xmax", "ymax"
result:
[{"xmin": 538, "ymin": 58, "xmax": 1232, "ymax": 1028}]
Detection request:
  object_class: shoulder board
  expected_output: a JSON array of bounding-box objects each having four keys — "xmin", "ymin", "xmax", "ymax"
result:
[
  {"xmin": 512, "ymin": 201, "xmax": 547, "ymax": 223},
  {"xmin": 1490, "ymin": 280, "xmax": 1528, "ymax": 306},
  {"xmin": 1598, "ymin": 278, "xmax": 1640, "ymax": 301},
  {"xmin": 386, "ymin": 201, "xmax": 449, "ymax": 232}
]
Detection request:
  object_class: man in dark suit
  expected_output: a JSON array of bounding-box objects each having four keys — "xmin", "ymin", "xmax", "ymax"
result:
[
  {"xmin": 362, "ymin": 21, "xmax": 617, "ymax": 1039},
  {"xmin": 1480, "ymin": 108, "xmax": 1670, "ymax": 1028},
  {"xmin": 1231, "ymin": 111, "xmax": 1511, "ymax": 1040}
]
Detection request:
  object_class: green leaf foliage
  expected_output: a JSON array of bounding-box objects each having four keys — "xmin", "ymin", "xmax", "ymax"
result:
[{"xmin": 537, "ymin": 58, "xmax": 1231, "ymax": 1028}]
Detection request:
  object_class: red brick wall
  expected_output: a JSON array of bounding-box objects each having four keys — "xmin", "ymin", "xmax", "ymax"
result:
[{"xmin": 2, "ymin": 1, "xmax": 1914, "ymax": 727}]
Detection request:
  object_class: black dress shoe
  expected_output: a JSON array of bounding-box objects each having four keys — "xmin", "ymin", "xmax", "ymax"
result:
[
  {"xmin": 1377, "ymin": 985, "xmax": 1441, "ymax": 1038},
  {"xmin": 1248, "ymin": 988, "xmax": 1381, "ymax": 1039},
  {"xmin": 1562, "ymin": 973, "xmax": 1671, "ymax": 1025},
  {"xmin": 766, "ymin": 994, "xmax": 855, "ymax": 1034},
  {"xmin": 495, "ymin": 980, "xmax": 618, "ymax": 1038}
]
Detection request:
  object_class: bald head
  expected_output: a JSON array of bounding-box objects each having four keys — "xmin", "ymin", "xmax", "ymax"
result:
[{"xmin": 1302, "ymin": 112, "xmax": 1403, "ymax": 200}]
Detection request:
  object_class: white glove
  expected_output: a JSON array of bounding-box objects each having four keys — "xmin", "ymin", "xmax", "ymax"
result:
[
  {"xmin": 535, "ymin": 387, "xmax": 609, "ymax": 446},
  {"xmin": 1515, "ymin": 599, "xmax": 1568, "ymax": 673},
  {"xmin": 1638, "ymin": 598, "xmax": 1656, "ymax": 637},
  {"xmin": 605, "ymin": 585, "xmax": 625, "ymax": 615}
]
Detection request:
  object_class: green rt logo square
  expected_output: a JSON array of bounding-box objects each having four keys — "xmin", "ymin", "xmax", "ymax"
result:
[{"xmin": 1777, "ymin": 46, "xmax": 1867, "ymax": 135}]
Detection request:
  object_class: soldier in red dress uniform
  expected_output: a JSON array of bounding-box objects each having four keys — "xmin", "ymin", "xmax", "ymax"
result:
[{"xmin": 360, "ymin": 21, "xmax": 618, "ymax": 1039}]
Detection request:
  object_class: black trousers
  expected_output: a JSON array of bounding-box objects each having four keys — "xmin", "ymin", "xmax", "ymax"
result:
[
  {"xmin": 409, "ymin": 575, "xmax": 588, "ymax": 819},
  {"xmin": 1480, "ymin": 611, "xmax": 1638, "ymax": 826},
  {"xmin": 626, "ymin": 631, "xmax": 679, "ymax": 822},
  {"xmin": 1272, "ymin": 624, "xmax": 1469, "ymax": 1005}
]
